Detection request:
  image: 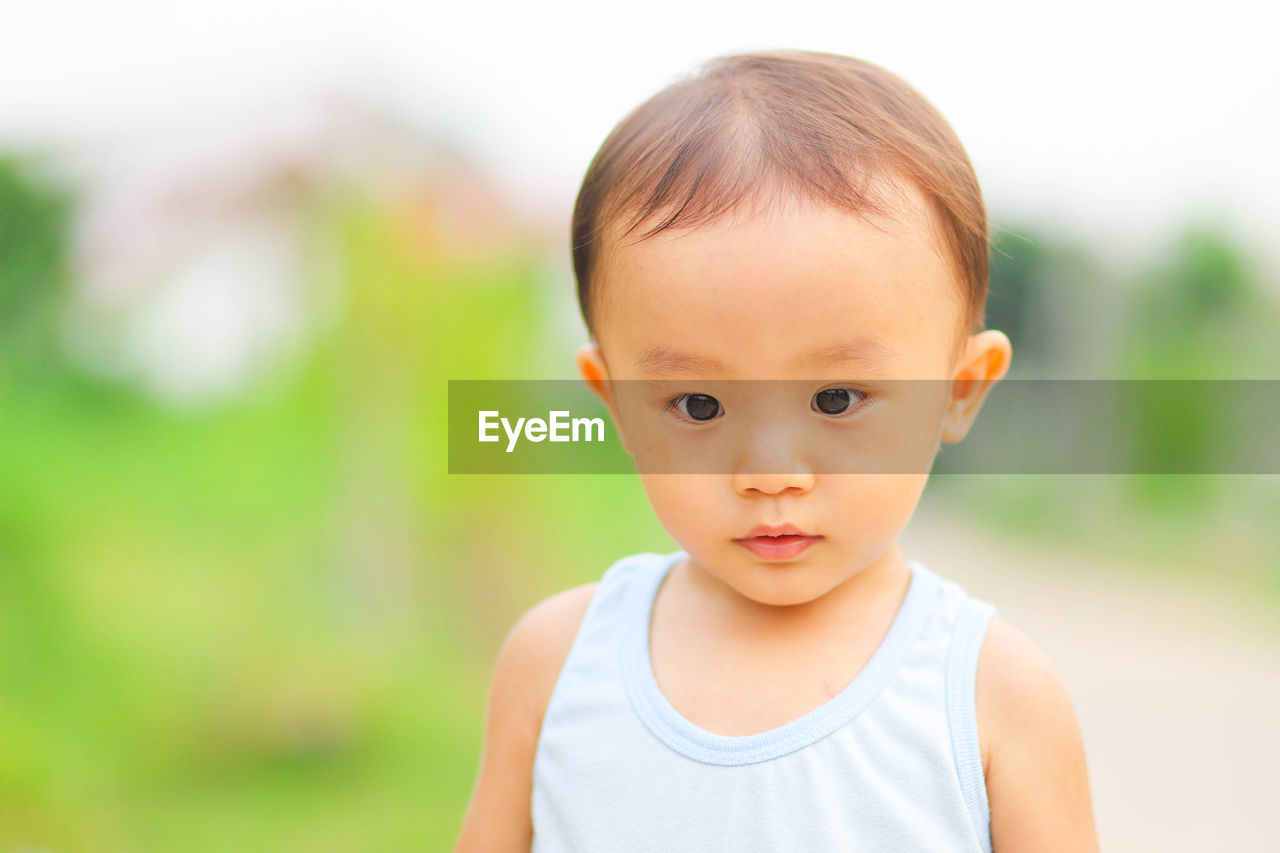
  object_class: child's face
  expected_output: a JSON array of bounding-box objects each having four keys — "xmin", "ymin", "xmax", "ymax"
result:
[{"xmin": 578, "ymin": 180, "xmax": 1009, "ymax": 608}]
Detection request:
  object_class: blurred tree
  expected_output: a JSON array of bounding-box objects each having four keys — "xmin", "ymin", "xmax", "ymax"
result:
[
  {"xmin": 985, "ymin": 223, "xmax": 1051, "ymax": 371},
  {"xmin": 1121, "ymin": 222, "xmax": 1275, "ymax": 375},
  {"xmin": 985, "ymin": 222, "xmax": 1127, "ymax": 380},
  {"xmin": 0, "ymin": 154, "xmax": 75, "ymax": 384},
  {"xmin": 1116, "ymin": 221, "xmax": 1279, "ymax": 510}
]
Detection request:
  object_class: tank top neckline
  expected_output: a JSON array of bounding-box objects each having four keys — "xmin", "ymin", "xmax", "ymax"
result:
[{"xmin": 618, "ymin": 549, "xmax": 943, "ymax": 766}]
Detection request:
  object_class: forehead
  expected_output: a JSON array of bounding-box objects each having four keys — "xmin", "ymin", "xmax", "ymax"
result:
[{"xmin": 594, "ymin": 180, "xmax": 961, "ymax": 378}]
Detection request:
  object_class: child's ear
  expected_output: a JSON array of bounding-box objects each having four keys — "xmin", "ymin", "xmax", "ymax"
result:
[
  {"xmin": 940, "ymin": 330, "xmax": 1012, "ymax": 444},
  {"xmin": 575, "ymin": 343, "xmax": 631, "ymax": 454}
]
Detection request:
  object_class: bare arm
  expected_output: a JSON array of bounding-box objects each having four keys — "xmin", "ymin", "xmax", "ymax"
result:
[
  {"xmin": 977, "ymin": 618, "xmax": 1100, "ymax": 853},
  {"xmin": 453, "ymin": 582, "xmax": 598, "ymax": 853}
]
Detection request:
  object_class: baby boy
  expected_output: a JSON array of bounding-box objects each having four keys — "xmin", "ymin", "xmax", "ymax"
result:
[{"xmin": 456, "ymin": 48, "xmax": 1099, "ymax": 853}]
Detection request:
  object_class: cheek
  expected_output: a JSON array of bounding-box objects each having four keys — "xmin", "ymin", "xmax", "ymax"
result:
[
  {"xmin": 826, "ymin": 475, "xmax": 928, "ymax": 533},
  {"xmin": 638, "ymin": 475, "xmax": 723, "ymax": 539}
]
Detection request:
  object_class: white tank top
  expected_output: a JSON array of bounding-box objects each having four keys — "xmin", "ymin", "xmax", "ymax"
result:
[{"xmin": 531, "ymin": 550, "xmax": 999, "ymax": 852}]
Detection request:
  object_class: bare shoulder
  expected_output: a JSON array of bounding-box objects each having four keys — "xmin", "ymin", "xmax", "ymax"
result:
[
  {"xmin": 452, "ymin": 581, "xmax": 600, "ymax": 852},
  {"xmin": 974, "ymin": 617, "xmax": 1067, "ymax": 775},
  {"xmin": 501, "ymin": 580, "xmax": 601, "ymax": 730},
  {"xmin": 975, "ymin": 617, "xmax": 1100, "ymax": 852}
]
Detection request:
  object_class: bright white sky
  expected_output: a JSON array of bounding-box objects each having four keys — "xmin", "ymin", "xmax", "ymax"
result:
[{"xmin": 4, "ymin": 0, "xmax": 1279, "ymax": 270}]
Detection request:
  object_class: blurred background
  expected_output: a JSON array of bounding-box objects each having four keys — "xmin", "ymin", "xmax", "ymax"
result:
[{"xmin": 2, "ymin": 2, "xmax": 1279, "ymax": 851}]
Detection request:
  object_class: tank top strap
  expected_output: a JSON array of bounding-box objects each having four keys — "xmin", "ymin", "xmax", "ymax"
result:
[
  {"xmin": 536, "ymin": 551, "xmax": 672, "ymax": 736},
  {"xmin": 945, "ymin": 594, "xmax": 1000, "ymax": 853},
  {"xmin": 591, "ymin": 551, "xmax": 668, "ymax": 614}
]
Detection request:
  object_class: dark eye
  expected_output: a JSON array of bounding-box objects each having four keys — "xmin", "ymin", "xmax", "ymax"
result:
[
  {"xmin": 667, "ymin": 393, "xmax": 722, "ymax": 422},
  {"xmin": 813, "ymin": 387, "xmax": 866, "ymax": 416}
]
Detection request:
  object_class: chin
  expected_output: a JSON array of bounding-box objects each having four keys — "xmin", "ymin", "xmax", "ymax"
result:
[{"xmin": 735, "ymin": 577, "xmax": 828, "ymax": 609}]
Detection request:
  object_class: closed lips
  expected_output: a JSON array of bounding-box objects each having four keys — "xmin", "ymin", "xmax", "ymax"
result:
[{"xmin": 739, "ymin": 524, "xmax": 819, "ymax": 539}]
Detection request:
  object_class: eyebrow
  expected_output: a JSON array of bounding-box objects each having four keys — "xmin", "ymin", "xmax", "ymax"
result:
[{"xmin": 635, "ymin": 337, "xmax": 894, "ymax": 376}]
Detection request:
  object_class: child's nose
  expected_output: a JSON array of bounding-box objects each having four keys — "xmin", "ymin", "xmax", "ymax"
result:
[
  {"xmin": 732, "ymin": 466, "xmax": 816, "ymax": 497},
  {"xmin": 729, "ymin": 419, "xmax": 818, "ymax": 495}
]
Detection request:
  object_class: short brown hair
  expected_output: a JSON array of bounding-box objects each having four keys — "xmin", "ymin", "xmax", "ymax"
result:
[{"xmin": 571, "ymin": 49, "xmax": 990, "ymax": 352}]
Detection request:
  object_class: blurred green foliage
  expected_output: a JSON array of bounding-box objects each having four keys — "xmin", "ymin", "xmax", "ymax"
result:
[
  {"xmin": 958, "ymin": 217, "xmax": 1280, "ymax": 588},
  {"xmin": 1117, "ymin": 223, "xmax": 1280, "ymax": 509},
  {"xmin": 0, "ymin": 169, "xmax": 673, "ymax": 850},
  {"xmin": 0, "ymin": 155, "xmax": 75, "ymax": 381}
]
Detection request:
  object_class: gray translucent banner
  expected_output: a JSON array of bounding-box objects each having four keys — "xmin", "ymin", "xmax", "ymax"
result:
[{"xmin": 447, "ymin": 380, "xmax": 1280, "ymax": 474}]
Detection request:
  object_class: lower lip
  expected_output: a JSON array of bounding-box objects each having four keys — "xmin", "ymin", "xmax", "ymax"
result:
[{"xmin": 734, "ymin": 535, "xmax": 821, "ymax": 561}]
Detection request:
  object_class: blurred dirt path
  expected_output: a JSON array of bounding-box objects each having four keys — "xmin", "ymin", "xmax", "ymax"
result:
[{"xmin": 901, "ymin": 501, "xmax": 1280, "ymax": 853}]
